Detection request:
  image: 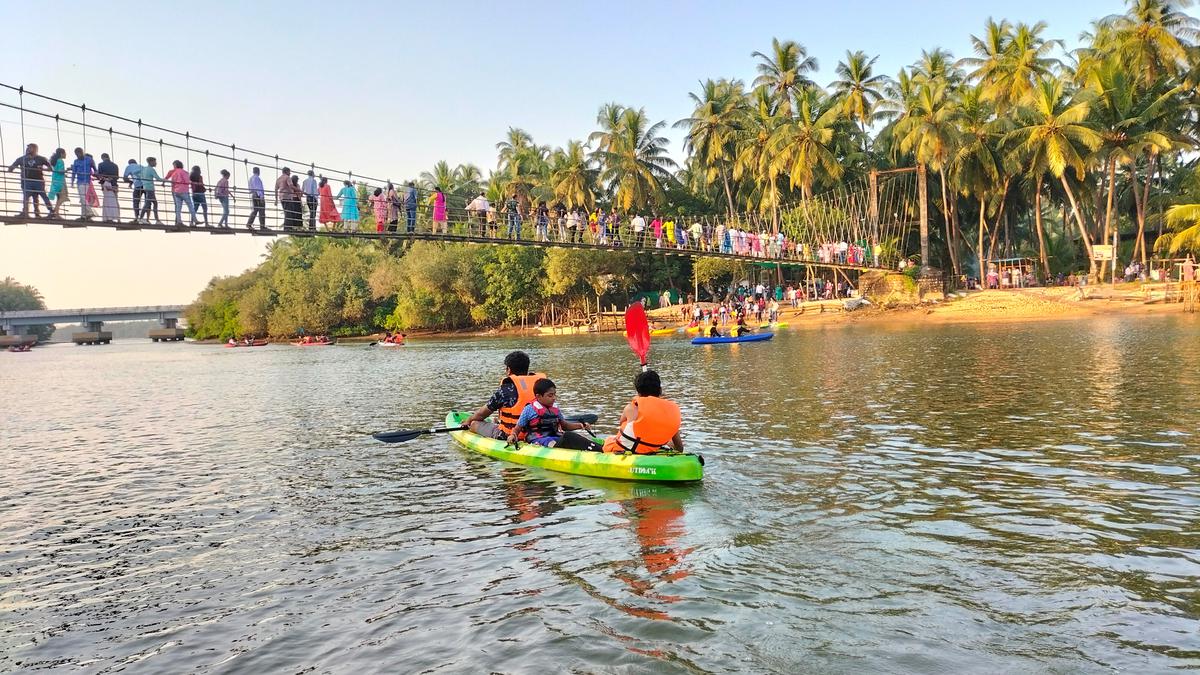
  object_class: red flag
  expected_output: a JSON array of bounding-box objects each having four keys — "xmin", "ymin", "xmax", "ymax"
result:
[{"xmin": 624, "ymin": 303, "xmax": 650, "ymax": 369}]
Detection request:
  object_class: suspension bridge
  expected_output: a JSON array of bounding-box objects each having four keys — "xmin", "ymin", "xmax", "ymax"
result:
[{"xmin": 0, "ymin": 83, "xmax": 927, "ymax": 273}]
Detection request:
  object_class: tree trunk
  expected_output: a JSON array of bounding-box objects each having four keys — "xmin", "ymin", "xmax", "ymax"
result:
[
  {"xmin": 938, "ymin": 169, "xmax": 958, "ymax": 273},
  {"xmin": 1034, "ymin": 175, "xmax": 1050, "ymax": 281},
  {"xmin": 977, "ymin": 196, "xmax": 987, "ymax": 285},
  {"xmin": 721, "ymin": 169, "xmax": 736, "ymax": 221},
  {"xmin": 1103, "ymin": 155, "xmax": 1117, "ymax": 249},
  {"xmin": 1060, "ymin": 175, "xmax": 1095, "ymax": 276},
  {"xmin": 1131, "ymin": 160, "xmax": 1147, "ymax": 265}
]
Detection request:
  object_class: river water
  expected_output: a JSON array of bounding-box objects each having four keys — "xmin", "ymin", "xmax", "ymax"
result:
[{"xmin": 2, "ymin": 315, "xmax": 1198, "ymax": 673}]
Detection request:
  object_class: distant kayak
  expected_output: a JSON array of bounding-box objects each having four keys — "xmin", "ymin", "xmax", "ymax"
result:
[
  {"xmin": 691, "ymin": 332, "xmax": 774, "ymax": 345},
  {"xmin": 378, "ymin": 341, "xmax": 405, "ymax": 347},
  {"xmin": 291, "ymin": 340, "xmax": 334, "ymax": 346},
  {"xmin": 650, "ymin": 328, "xmax": 678, "ymax": 336},
  {"xmin": 225, "ymin": 339, "xmax": 268, "ymax": 348},
  {"xmin": 7, "ymin": 345, "xmax": 32, "ymax": 352},
  {"xmin": 445, "ymin": 411, "xmax": 703, "ymax": 482}
]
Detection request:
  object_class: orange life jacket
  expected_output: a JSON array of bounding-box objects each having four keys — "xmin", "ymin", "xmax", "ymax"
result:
[
  {"xmin": 497, "ymin": 373, "xmax": 546, "ymax": 435},
  {"xmin": 605, "ymin": 396, "xmax": 681, "ymax": 454}
]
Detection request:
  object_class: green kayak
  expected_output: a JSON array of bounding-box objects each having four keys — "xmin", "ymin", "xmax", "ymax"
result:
[{"xmin": 445, "ymin": 411, "xmax": 704, "ymax": 482}]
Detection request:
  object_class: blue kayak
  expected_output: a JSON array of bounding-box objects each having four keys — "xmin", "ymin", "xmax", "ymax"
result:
[{"xmin": 691, "ymin": 332, "xmax": 774, "ymax": 345}]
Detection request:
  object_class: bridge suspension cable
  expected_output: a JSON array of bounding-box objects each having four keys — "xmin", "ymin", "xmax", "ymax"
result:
[{"xmin": 0, "ymin": 82, "xmax": 918, "ymax": 270}]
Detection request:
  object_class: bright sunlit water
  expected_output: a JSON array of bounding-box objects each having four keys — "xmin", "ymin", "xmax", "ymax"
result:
[{"xmin": 2, "ymin": 315, "xmax": 1198, "ymax": 673}]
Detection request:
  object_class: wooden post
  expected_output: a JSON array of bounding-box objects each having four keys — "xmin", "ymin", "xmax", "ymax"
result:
[
  {"xmin": 868, "ymin": 169, "xmax": 880, "ymax": 238},
  {"xmin": 918, "ymin": 164, "xmax": 930, "ymax": 272}
]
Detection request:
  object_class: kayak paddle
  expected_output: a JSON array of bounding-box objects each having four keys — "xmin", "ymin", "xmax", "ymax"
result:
[
  {"xmin": 372, "ymin": 413, "xmax": 599, "ymax": 444},
  {"xmin": 624, "ymin": 303, "xmax": 651, "ymax": 371}
]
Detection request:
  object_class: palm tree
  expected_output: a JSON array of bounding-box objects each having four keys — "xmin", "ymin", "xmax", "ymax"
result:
[
  {"xmin": 588, "ymin": 103, "xmax": 626, "ymax": 156},
  {"xmin": 989, "ymin": 22, "xmax": 1062, "ymax": 111},
  {"xmin": 830, "ymin": 51, "xmax": 888, "ymax": 152},
  {"xmin": 1085, "ymin": 58, "xmax": 1178, "ymax": 258},
  {"xmin": 676, "ymin": 78, "xmax": 747, "ymax": 217},
  {"xmin": 959, "ymin": 18, "xmax": 1014, "ymax": 88},
  {"xmin": 548, "ymin": 140, "xmax": 598, "ymax": 209},
  {"xmin": 752, "ymin": 38, "xmax": 819, "ymax": 115},
  {"xmin": 913, "ymin": 48, "xmax": 965, "ymax": 87},
  {"xmin": 1161, "ymin": 202, "xmax": 1200, "ymax": 253},
  {"xmin": 495, "ymin": 127, "xmax": 547, "ymax": 207},
  {"xmin": 894, "ymin": 79, "xmax": 962, "ymax": 271},
  {"xmin": 734, "ymin": 86, "xmax": 786, "ymax": 227},
  {"xmin": 1006, "ymin": 77, "xmax": 1104, "ymax": 274},
  {"xmin": 419, "ymin": 161, "xmax": 457, "ymax": 193},
  {"xmin": 951, "ymin": 85, "xmax": 1007, "ymax": 278},
  {"xmin": 595, "ymin": 107, "xmax": 677, "ymax": 212},
  {"xmin": 1103, "ymin": 0, "xmax": 1200, "ymax": 86},
  {"xmin": 768, "ymin": 88, "xmax": 843, "ymax": 201}
]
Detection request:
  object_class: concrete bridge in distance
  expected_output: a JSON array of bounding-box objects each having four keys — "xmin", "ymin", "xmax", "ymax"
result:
[{"xmin": 0, "ymin": 305, "xmax": 187, "ymax": 345}]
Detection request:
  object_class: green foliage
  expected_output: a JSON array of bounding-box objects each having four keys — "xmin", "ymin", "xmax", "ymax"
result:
[
  {"xmin": 0, "ymin": 276, "xmax": 53, "ymax": 340},
  {"xmin": 480, "ymin": 247, "xmax": 547, "ymax": 325}
]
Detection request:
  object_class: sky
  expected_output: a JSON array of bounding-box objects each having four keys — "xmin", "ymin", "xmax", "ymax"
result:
[{"xmin": 0, "ymin": 0, "xmax": 1136, "ymax": 308}]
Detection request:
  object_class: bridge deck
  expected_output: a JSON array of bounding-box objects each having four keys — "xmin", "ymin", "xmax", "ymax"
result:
[{"xmin": 1, "ymin": 214, "xmax": 881, "ymax": 272}]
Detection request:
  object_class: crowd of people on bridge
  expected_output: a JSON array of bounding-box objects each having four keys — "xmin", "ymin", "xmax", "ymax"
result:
[{"xmin": 7, "ymin": 141, "xmax": 884, "ymax": 268}]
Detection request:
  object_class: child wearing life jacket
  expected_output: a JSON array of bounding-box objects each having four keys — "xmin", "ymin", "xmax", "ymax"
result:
[{"xmin": 507, "ymin": 378, "xmax": 601, "ymax": 451}]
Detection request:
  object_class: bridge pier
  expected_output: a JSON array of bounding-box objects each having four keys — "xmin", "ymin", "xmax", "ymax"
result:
[
  {"xmin": 149, "ymin": 317, "xmax": 186, "ymax": 342},
  {"xmin": 0, "ymin": 328, "xmax": 37, "ymax": 347},
  {"xmin": 73, "ymin": 321, "xmax": 112, "ymax": 346}
]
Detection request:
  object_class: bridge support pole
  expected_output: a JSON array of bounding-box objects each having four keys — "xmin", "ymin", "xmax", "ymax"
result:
[
  {"xmin": 918, "ymin": 164, "xmax": 930, "ymax": 273},
  {"xmin": 149, "ymin": 317, "xmax": 186, "ymax": 342},
  {"xmin": 73, "ymin": 321, "xmax": 112, "ymax": 346}
]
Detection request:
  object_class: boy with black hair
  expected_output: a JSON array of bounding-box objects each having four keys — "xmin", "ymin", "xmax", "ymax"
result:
[{"xmin": 507, "ymin": 378, "xmax": 600, "ymax": 451}]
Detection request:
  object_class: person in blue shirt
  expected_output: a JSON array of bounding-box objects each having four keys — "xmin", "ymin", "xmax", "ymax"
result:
[
  {"xmin": 247, "ymin": 167, "xmax": 266, "ymax": 228},
  {"xmin": 123, "ymin": 159, "xmax": 144, "ymax": 219},
  {"xmin": 136, "ymin": 157, "xmax": 162, "ymax": 224},
  {"xmin": 69, "ymin": 147, "xmax": 96, "ymax": 221},
  {"xmin": 403, "ymin": 181, "xmax": 417, "ymax": 233}
]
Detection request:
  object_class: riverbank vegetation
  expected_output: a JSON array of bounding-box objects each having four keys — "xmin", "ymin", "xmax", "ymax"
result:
[{"xmin": 188, "ymin": 0, "xmax": 1200, "ymax": 337}]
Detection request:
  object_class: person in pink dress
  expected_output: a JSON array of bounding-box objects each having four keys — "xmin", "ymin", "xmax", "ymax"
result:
[
  {"xmin": 432, "ymin": 186, "xmax": 447, "ymax": 234},
  {"xmin": 370, "ymin": 187, "xmax": 388, "ymax": 233},
  {"xmin": 651, "ymin": 216, "xmax": 663, "ymax": 247}
]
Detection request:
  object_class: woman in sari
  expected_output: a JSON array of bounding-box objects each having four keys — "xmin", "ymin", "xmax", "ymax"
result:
[{"xmin": 318, "ymin": 177, "xmax": 341, "ymax": 228}]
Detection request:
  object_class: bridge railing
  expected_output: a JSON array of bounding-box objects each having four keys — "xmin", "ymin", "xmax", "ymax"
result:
[{"xmin": 0, "ymin": 170, "xmax": 889, "ymax": 269}]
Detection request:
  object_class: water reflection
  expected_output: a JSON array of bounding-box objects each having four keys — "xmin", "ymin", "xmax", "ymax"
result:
[{"xmin": 2, "ymin": 315, "xmax": 1199, "ymax": 672}]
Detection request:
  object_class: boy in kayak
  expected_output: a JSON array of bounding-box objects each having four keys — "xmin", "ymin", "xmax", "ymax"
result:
[
  {"xmin": 603, "ymin": 370, "xmax": 684, "ymax": 454},
  {"xmin": 506, "ymin": 378, "xmax": 601, "ymax": 451},
  {"xmin": 460, "ymin": 350, "xmax": 545, "ymax": 439}
]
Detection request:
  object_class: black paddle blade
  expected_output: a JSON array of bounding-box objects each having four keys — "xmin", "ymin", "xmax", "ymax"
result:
[
  {"xmin": 373, "ymin": 425, "xmax": 463, "ymax": 443},
  {"xmin": 372, "ymin": 429, "xmax": 425, "ymax": 443},
  {"xmin": 565, "ymin": 413, "xmax": 598, "ymax": 425}
]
